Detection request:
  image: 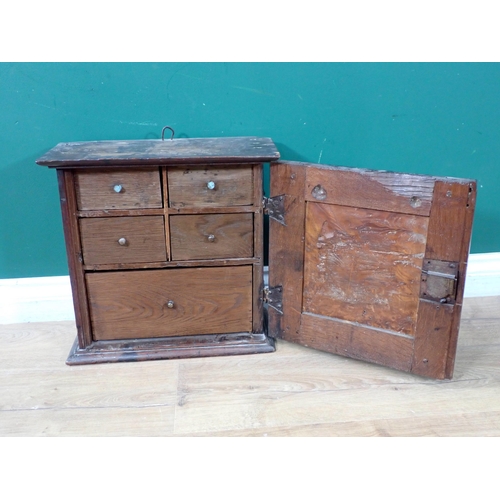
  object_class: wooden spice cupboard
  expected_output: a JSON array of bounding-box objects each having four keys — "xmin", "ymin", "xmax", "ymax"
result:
[{"xmin": 37, "ymin": 136, "xmax": 476, "ymax": 379}]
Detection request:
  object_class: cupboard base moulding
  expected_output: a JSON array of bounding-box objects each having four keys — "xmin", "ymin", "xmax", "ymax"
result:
[{"xmin": 66, "ymin": 332, "xmax": 275, "ymax": 366}]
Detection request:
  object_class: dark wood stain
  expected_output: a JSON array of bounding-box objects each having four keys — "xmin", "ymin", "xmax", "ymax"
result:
[
  {"xmin": 36, "ymin": 137, "xmax": 280, "ymax": 167},
  {"xmin": 57, "ymin": 170, "xmax": 93, "ymax": 348},
  {"xmin": 66, "ymin": 333, "xmax": 275, "ymax": 365}
]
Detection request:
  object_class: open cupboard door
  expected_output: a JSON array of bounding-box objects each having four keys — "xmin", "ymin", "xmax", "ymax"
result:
[{"xmin": 268, "ymin": 161, "xmax": 476, "ymax": 379}]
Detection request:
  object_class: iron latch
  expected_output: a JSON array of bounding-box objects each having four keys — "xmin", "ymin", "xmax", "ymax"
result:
[
  {"xmin": 263, "ymin": 285, "xmax": 284, "ymax": 315},
  {"xmin": 263, "ymin": 195, "xmax": 286, "ymax": 225},
  {"xmin": 420, "ymin": 259, "xmax": 459, "ymax": 304}
]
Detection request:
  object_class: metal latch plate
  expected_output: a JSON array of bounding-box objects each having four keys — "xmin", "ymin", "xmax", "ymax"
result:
[{"xmin": 420, "ymin": 259, "xmax": 459, "ymax": 304}]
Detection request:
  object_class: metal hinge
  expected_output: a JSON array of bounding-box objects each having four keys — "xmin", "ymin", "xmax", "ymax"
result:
[
  {"xmin": 263, "ymin": 285, "xmax": 284, "ymax": 315},
  {"xmin": 420, "ymin": 259, "xmax": 459, "ymax": 304},
  {"xmin": 263, "ymin": 195, "xmax": 286, "ymax": 225}
]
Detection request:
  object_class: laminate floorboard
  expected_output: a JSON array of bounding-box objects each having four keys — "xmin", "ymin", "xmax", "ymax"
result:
[{"xmin": 1, "ymin": 296, "xmax": 499, "ymax": 436}]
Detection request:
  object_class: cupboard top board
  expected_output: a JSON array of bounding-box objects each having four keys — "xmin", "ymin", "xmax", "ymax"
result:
[{"xmin": 36, "ymin": 136, "xmax": 280, "ymax": 168}]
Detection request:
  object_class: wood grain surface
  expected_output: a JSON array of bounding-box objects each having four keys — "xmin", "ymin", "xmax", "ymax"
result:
[
  {"xmin": 304, "ymin": 162, "xmax": 436, "ymax": 216},
  {"xmin": 36, "ymin": 137, "xmax": 280, "ymax": 167},
  {"xmin": 170, "ymin": 213, "xmax": 253, "ymax": 261},
  {"xmin": 412, "ymin": 179, "xmax": 477, "ymax": 378},
  {"xmin": 168, "ymin": 166, "xmax": 253, "ymax": 208},
  {"xmin": 86, "ymin": 266, "xmax": 253, "ymax": 340},
  {"xmin": 303, "ymin": 202, "xmax": 428, "ymax": 335},
  {"xmin": 82, "ymin": 257, "xmax": 259, "ymax": 272},
  {"xmin": 58, "ymin": 170, "xmax": 93, "ymax": 348},
  {"xmin": 75, "ymin": 167, "xmax": 162, "ymax": 210},
  {"xmin": 79, "ymin": 216, "xmax": 167, "ymax": 265},
  {"xmin": 1, "ymin": 295, "xmax": 499, "ymax": 436},
  {"xmin": 268, "ymin": 162, "xmax": 307, "ymax": 340},
  {"xmin": 269, "ymin": 161, "xmax": 476, "ymax": 380}
]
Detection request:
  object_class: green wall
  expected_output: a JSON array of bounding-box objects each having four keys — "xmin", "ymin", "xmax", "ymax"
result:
[{"xmin": 1, "ymin": 63, "xmax": 499, "ymax": 279}]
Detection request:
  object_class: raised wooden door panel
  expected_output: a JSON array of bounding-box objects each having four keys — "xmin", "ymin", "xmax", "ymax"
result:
[
  {"xmin": 303, "ymin": 202, "xmax": 429, "ymax": 336},
  {"xmin": 170, "ymin": 213, "xmax": 254, "ymax": 260},
  {"xmin": 75, "ymin": 167, "xmax": 162, "ymax": 210},
  {"xmin": 168, "ymin": 165, "xmax": 254, "ymax": 208},
  {"xmin": 268, "ymin": 161, "xmax": 476, "ymax": 380},
  {"xmin": 86, "ymin": 266, "xmax": 253, "ymax": 341}
]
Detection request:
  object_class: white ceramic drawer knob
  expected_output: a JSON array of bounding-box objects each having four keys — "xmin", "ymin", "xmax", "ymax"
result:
[
  {"xmin": 207, "ymin": 181, "xmax": 216, "ymax": 190},
  {"xmin": 118, "ymin": 237, "xmax": 127, "ymax": 246},
  {"xmin": 113, "ymin": 184, "xmax": 123, "ymax": 193}
]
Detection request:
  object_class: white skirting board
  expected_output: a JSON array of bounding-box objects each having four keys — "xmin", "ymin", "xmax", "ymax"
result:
[{"xmin": 1, "ymin": 252, "xmax": 499, "ymax": 325}]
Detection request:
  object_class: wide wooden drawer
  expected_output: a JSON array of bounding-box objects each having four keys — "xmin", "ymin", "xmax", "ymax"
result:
[
  {"xmin": 75, "ymin": 168, "xmax": 162, "ymax": 210},
  {"xmin": 170, "ymin": 213, "xmax": 253, "ymax": 261},
  {"xmin": 80, "ymin": 216, "xmax": 167, "ymax": 265},
  {"xmin": 86, "ymin": 266, "xmax": 253, "ymax": 340},
  {"xmin": 168, "ymin": 166, "xmax": 253, "ymax": 208}
]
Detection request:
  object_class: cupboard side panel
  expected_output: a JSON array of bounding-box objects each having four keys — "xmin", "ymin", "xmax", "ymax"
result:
[{"xmin": 57, "ymin": 169, "xmax": 93, "ymax": 348}]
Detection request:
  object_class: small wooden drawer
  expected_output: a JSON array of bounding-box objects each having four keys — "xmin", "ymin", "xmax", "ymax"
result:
[
  {"xmin": 75, "ymin": 168, "xmax": 162, "ymax": 210},
  {"xmin": 86, "ymin": 266, "xmax": 253, "ymax": 340},
  {"xmin": 170, "ymin": 213, "xmax": 253, "ymax": 261},
  {"xmin": 168, "ymin": 166, "xmax": 253, "ymax": 208},
  {"xmin": 80, "ymin": 216, "xmax": 167, "ymax": 265}
]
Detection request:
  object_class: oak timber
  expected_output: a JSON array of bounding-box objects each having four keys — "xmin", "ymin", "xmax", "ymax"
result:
[
  {"xmin": 82, "ymin": 257, "xmax": 259, "ymax": 272},
  {"xmin": 35, "ymin": 137, "xmax": 280, "ymax": 167},
  {"xmin": 57, "ymin": 170, "xmax": 93, "ymax": 348},
  {"xmin": 170, "ymin": 213, "xmax": 253, "ymax": 261},
  {"xmin": 75, "ymin": 168, "xmax": 163, "ymax": 210},
  {"xmin": 269, "ymin": 160, "xmax": 476, "ymax": 380},
  {"xmin": 302, "ymin": 202, "xmax": 428, "ymax": 336},
  {"xmin": 252, "ymin": 164, "xmax": 265, "ymax": 334},
  {"xmin": 79, "ymin": 216, "xmax": 167, "ymax": 265},
  {"xmin": 86, "ymin": 266, "xmax": 253, "ymax": 340},
  {"xmin": 268, "ymin": 162, "xmax": 307, "ymax": 340},
  {"xmin": 304, "ymin": 162, "xmax": 435, "ymax": 216},
  {"xmin": 168, "ymin": 166, "xmax": 254, "ymax": 208},
  {"xmin": 38, "ymin": 139, "xmax": 272, "ymax": 364}
]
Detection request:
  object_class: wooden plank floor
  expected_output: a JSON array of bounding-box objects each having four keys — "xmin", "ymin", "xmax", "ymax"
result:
[{"xmin": 1, "ymin": 295, "xmax": 499, "ymax": 436}]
